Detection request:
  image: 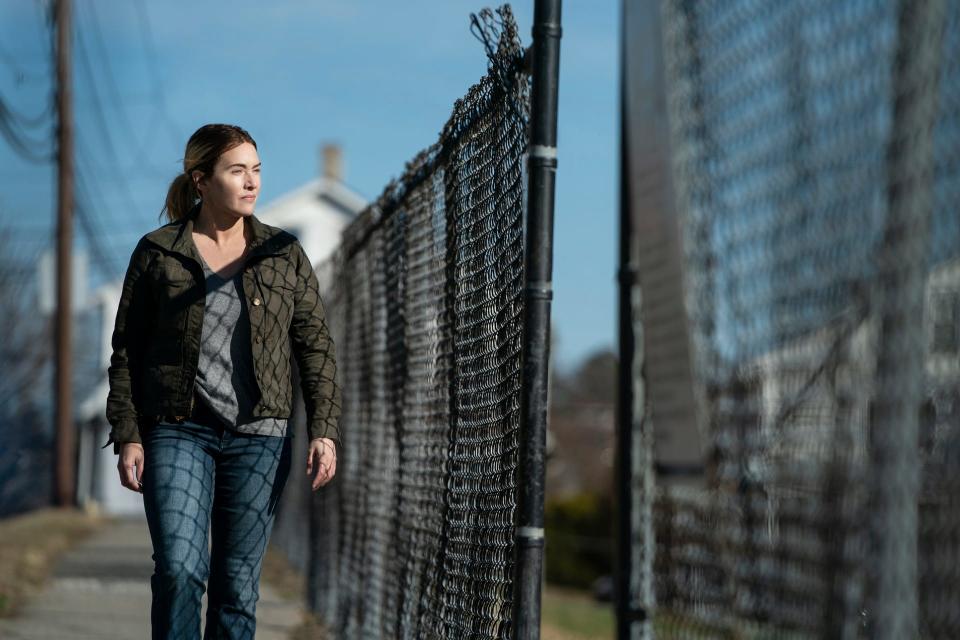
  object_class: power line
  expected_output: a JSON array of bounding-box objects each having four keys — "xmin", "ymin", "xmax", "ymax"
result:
[
  {"xmin": 73, "ymin": 18, "xmax": 147, "ymax": 236},
  {"xmin": 0, "ymin": 2, "xmax": 55, "ymax": 162},
  {"xmin": 81, "ymin": 0, "xmax": 159, "ymax": 166},
  {"xmin": 74, "ymin": 133, "xmax": 152, "ymax": 246},
  {"xmin": 74, "ymin": 166, "xmax": 123, "ymax": 275},
  {"xmin": 74, "ymin": 143, "xmax": 145, "ymax": 273},
  {"xmin": 73, "ymin": 27, "xmax": 131, "ymax": 179},
  {"xmin": 0, "ymin": 87, "xmax": 54, "ymax": 129},
  {"xmin": 75, "ymin": 195, "xmax": 122, "ymax": 280},
  {"xmin": 133, "ymin": 0, "xmax": 183, "ymax": 147},
  {"xmin": 0, "ymin": 97, "xmax": 54, "ymax": 162}
]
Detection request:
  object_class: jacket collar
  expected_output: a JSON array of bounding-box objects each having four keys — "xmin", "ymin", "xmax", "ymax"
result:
[{"xmin": 145, "ymin": 202, "xmax": 287, "ymax": 262}]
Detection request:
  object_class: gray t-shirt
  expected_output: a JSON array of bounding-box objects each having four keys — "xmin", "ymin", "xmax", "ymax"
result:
[{"xmin": 193, "ymin": 257, "xmax": 288, "ymax": 437}]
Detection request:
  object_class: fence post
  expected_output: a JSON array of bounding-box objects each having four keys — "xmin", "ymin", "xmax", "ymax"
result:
[
  {"xmin": 616, "ymin": 0, "xmax": 655, "ymax": 635},
  {"xmin": 513, "ymin": 0, "xmax": 562, "ymax": 638},
  {"xmin": 871, "ymin": 1, "xmax": 944, "ymax": 638}
]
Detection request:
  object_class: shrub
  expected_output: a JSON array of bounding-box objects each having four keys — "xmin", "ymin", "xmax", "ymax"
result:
[{"xmin": 544, "ymin": 492, "xmax": 613, "ymax": 589}]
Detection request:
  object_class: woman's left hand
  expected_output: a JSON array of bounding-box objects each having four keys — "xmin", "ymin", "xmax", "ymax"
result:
[{"xmin": 307, "ymin": 437, "xmax": 337, "ymax": 490}]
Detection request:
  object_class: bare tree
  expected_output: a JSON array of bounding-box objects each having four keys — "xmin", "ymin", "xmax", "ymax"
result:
[{"xmin": 0, "ymin": 227, "xmax": 56, "ymax": 515}]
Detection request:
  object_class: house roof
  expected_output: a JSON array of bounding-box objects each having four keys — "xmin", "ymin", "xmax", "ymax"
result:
[{"xmin": 255, "ymin": 177, "xmax": 366, "ymax": 266}]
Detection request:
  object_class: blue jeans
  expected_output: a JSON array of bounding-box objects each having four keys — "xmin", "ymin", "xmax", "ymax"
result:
[{"xmin": 141, "ymin": 419, "xmax": 292, "ymax": 640}]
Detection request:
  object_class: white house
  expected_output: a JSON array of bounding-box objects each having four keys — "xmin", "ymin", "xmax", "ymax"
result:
[
  {"xmin": 76, "ymin": 145, "xmax": 366, "ymax": 514},
  {"xmin": 256, "ymin": 145, "xmax": 366, "ymax": 266},
  {"xmin": 730, "ymin": 257, "xmax": 960, "ymax": 489}
]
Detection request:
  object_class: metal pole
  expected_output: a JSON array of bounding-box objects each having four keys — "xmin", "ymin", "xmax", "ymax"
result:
[
  {"xmin": 871, "ymin": 0, "xmax": 943, "ymax": 637},
  {"xmin": 54, "ymin": 0, "xmax": 75, "ymax": 507},
  {"xmin": 616, "ymin": 1, "xmax": 652, "ymax": 635},
  {"xmin": 513, "ymin": 0, "xmax": 561, "ymax": 638}
]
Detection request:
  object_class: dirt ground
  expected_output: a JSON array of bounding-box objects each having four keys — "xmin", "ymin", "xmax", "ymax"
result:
[{"xmin": 0, "ymin": 507, "xmax": 103, "ymax": 618}]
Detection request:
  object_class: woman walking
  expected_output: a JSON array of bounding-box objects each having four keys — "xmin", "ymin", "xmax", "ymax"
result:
[{"xmin": 104, "ymin": 123, "xmax": 341, "ymax": 639}]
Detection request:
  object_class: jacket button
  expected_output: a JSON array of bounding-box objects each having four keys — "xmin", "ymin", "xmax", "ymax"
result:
[
  {"xmin": 252, "ymin": 297, "xmax": 262, "ymax": 306},
  {"xmin": 255, "ymin": 335, "xmax": 263, "ymax": 344}
]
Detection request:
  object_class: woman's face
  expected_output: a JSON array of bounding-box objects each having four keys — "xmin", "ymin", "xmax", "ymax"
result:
[{"xmin": 193, "ymin": 142, "xmax": 261, "ymax": 218}]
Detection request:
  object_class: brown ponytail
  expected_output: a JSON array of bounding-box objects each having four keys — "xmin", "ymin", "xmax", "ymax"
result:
[
  {"xmin": 162, "ymin": 173, "xmax": 199, "ymax": 223},
  {"xmin": 161, "ymin": 123, "xmax": 258, "ymax": 223}
]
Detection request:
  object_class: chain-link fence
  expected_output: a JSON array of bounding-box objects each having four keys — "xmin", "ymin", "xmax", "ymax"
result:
[
  {"xmin": 624, "ymin": 0, "xmax": 960, "ymax": 637},
  {"xmin": 272, "ymin": 6, "xmax": 531, "ymax": 639}
]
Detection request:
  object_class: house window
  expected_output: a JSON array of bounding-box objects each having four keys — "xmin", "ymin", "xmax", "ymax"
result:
[{"xmin": 931, "ymin": 291, "xmax": 960, "ymax": 354}]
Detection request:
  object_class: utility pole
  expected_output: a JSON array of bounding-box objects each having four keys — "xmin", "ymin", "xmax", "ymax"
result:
[{"xmin": 54, "ymin": 0, "xmax": 75, "ymax": 507}]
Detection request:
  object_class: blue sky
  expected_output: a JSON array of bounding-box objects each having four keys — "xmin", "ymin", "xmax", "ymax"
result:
[{"xmin": 0, "ymin": 0, "xmax": 617, "ymax": 371}]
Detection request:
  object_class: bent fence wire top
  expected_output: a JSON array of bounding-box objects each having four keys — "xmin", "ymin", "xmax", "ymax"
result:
[{"xmin": 273, "ymin": 6, "xmax": 531, "ymax": 639}]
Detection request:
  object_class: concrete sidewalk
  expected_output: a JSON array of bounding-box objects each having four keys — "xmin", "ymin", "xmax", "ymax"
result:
[{"xmin": 0, "ymin": 517, "xmax": 304, "ymax": 639}]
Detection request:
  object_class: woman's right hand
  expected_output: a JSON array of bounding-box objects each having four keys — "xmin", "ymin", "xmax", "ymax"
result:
[{"xmin": 118, "ymin": 443, "xmax": 145, "ymax": 493}]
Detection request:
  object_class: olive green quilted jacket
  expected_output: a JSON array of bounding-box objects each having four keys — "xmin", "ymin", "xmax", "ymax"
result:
[{"xmin": 104, "ymin": 207, "xmax": 341, "ymax": 453}]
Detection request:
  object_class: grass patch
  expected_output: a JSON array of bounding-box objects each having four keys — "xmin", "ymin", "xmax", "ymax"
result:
[
  {"xmin": 541, "ymin": 585, "xmax": 614, "ymax": 639},
  {"xmin": 260, "ymin": 564, "xmax": 617, "ymax": 640},
  {"xmin": 0, "ymin": 507, "xmax": 103, "ymax": 618},
  {"xmin": 540, "ymin": 590, "xmax": 809, "ymax": 640}
]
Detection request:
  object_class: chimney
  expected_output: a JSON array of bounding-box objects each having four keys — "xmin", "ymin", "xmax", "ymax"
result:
[{"xmin": 321, "ymin": 143, "xmax": 343, "ymax": 182}]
